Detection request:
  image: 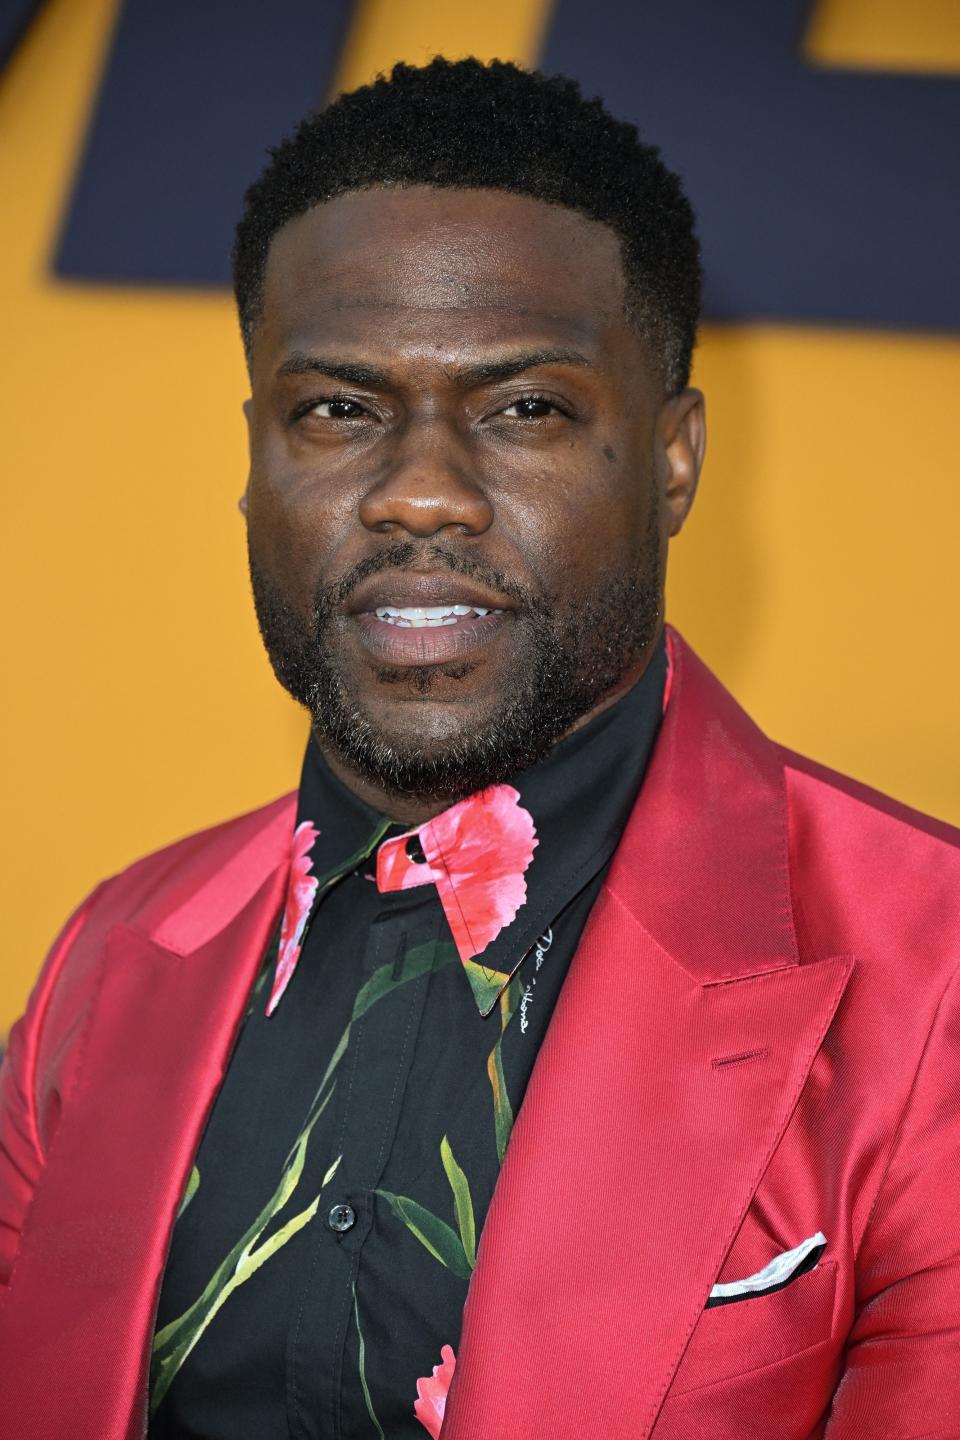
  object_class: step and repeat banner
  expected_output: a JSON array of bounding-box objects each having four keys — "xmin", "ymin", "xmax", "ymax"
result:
[{"xmin": 2, "ymin": 0, "xmax": 958, "ymax": 1027}]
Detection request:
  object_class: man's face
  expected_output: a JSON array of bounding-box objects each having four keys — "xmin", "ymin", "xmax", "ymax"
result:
[{"xmin": 243, "ymin": 186, "xmax": 703, "ymax": 812}]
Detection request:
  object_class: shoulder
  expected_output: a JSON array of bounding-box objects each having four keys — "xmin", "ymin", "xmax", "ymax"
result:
[
  {"xmin": 781, "ymin": 745, "xmax": 959, "ymax": 853},
  {"xmin": 28, "ymin": 790, "xmax": 297, "ymax": 1028},
  {"xmin": 10, "ymin": 790, "xmax": 297, "ymax": 1137},
  {"xmin": 781, "ymin": 743, "xmax": 959, "ymax": 884},
  {"xmin": 89, "ymin": 790, "xmax": 298, "ymax": 935},
  {"xmin": 665, "ymin": 629, "xmax": 960, "ymax": 962},
  {"xmin": 778, "ymin": 745, "xmax": 960, "ymax": 989}
]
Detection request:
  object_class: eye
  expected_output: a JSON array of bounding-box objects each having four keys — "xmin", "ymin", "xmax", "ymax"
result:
[
  {"xmin": 305, "ymin": 396, "xmax": 368, "ymax": 420},
  {"xmin": 499, "ymin": 394, "xmax": 563, "ymax": 420}
]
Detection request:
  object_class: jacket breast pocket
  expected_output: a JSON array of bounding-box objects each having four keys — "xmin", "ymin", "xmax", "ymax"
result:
[{"xmin": 668, "ymin": 1260, "xmax": 839, "ymax": 1398}]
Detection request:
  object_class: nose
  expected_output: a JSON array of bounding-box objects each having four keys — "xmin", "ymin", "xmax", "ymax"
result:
[{"xmin": 358, "ymin": 418, "xmax": 494, "ymax": 538}]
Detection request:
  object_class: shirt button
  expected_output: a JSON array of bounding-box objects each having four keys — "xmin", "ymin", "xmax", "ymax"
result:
[{"xmin": 327, "ymin": 1202, "xmax": 356, "ymax": 1234}]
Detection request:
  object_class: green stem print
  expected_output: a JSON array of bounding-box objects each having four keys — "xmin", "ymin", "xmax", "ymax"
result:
[
  {"xmin": 440, "ymin": 1135, "xmax": 476, "ymax": 1268},
  {"xmin": 151, "ymin": 937, "xmax": 458, "ymax": 1412},
  {"xmin": 462, "ymin": 957, "xmax": 511, "ymax": 1018},
  {"xmin": 352, "ymin": 938, "xmax": 453, "ymax": 1019},
  {"xmin": 150, "ymin": 1086, "xmax": 340, "ymax": 1411},
  {"xmin": 377, "ymin": 1135, "xmax": 478, "ymax": 1280},
  {"xmin": 245, "ymin": 928, "xmax": 281, "ymax": 1016},
  {"xmin": 376, "ymin": 1190, "xmax": 474, "ymax": 1280},
  {"xmin": 486, "ymin": 975, "xmax": 522, "ymax": 1162},
  {"xmin": 353, "ymin": 1282, "xmax": 386, "ymax": 1440},
  {"xmin": 375, "ymin": 969, "xmax": 522, "ymax": 1282},
  {"xmin": 175, "ymin": 1165, "xmax": 200, "ymax": 1222},
  {"xmin": 311, "ymin": 817, "xmax": 393, "ymax": 892}
]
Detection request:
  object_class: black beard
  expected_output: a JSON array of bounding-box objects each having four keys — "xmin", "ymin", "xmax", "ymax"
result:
[{"xmin": 249, "ymin": 522, "xmax": 661, "ymax": 806}]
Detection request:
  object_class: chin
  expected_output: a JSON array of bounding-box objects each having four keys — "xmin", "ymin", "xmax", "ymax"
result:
[{"xmin": 361, "ymin": 691, "xmax": 496, "ymax": 748}]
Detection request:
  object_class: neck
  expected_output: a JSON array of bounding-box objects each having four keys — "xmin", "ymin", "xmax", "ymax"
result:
[{"xmin": 317, "ymin": 747, "xmax": 451, "ymax": 826}]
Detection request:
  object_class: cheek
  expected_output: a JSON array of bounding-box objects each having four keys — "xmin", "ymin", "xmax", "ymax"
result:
[
  {"xmin": 245, "ymin": 463, "xmax": 348, "ymax": 613},
  {"xmin": 498, "ymin": 456, "xmax": 650, "ymax": 588}
]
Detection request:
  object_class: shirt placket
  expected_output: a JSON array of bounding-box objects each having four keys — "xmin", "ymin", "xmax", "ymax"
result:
[{"xmin": 287, "ymin": 898, "xmax": 444, "ymax": 1440}]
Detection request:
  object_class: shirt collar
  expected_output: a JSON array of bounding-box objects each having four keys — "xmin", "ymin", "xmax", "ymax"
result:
[{"xmin": 269, "ymin": 633, "xmax": 667, "ymax": 1017}]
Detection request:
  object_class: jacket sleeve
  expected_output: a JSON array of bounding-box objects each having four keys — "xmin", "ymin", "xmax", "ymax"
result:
[
  {"xmin": 825, "ymin": 964, "xmax": 960, "ymax": 1438},
  {"xmin": 0, "ymin": 889, "xmax": 104, "ymax": 1285}
]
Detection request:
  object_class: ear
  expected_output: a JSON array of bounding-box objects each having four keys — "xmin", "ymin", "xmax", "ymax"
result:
[
  {"xmin": 656, "ymin": 388, "xmax": 706, "ymax": 537},
  {"xmin": 238, "ymin": 398, "xmax": 253, "ymax": 517}
]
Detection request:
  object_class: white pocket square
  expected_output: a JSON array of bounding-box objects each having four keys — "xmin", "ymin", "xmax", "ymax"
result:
[{"xmin": 707, "ymin": 1232, "xmax": 827, "ymax": 1307}]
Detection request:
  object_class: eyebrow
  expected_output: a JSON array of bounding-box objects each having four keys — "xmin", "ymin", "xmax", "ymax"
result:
[
  {"xmin": 274, "ymin": 346, "xmax": 594, "ymax": 388},
  {"xmin": 275, "ymin": 353, "xmax": 389, "ymax": 386},
  {"xmin": 457, "ymin": 348, "xmax": 594, "ymax": 386}
]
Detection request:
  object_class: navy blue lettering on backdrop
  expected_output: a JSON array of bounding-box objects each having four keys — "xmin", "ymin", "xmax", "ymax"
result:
[
  {"xmin": 53, "ymin": 0, "xmax": 960, "ymax": 331},
  {"xmin": 54, "ymin": 0, "xmax": 355, "ymax": 288},
  {"xmin": 542, "ymin": 0, "xmax": 960, "ymax": 328},
  {"xmin": 1, "ymin": 0, "xmax": 45, "ymax": 71}
]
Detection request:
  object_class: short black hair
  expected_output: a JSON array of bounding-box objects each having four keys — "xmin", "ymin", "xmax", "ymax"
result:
[{"xmin": 233, "ymin": 57, "xmax": 702, "ymax": 392}]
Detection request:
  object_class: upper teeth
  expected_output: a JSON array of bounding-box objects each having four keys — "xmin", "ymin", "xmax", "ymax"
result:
[{"xmin": 374, "ymin": 604, "xmax": 492, "ymax": 627}]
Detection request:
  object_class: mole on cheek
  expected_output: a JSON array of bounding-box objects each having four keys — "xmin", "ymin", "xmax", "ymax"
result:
[{"xmin": 602, "ymin": 444, "xmax": 617, "ymax": 464}]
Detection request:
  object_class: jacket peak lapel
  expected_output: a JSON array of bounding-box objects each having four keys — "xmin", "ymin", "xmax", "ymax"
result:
[
  {"xmin": 615, "ymin": 629, "xmax": 799, "ymax": 983},
  {"xmin": 445, "ymin": 898, "xmax": 852, "ymax": 1440}
]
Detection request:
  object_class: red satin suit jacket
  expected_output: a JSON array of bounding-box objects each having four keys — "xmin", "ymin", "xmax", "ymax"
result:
[{"xmin": 1, "ymin": 631, "xmax": 959, "ymax": 1439}]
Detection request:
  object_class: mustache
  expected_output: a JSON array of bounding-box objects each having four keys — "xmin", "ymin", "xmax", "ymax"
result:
[{"xmin": 313, "ymin": 541, "xmax": 537, "ymax": 614}]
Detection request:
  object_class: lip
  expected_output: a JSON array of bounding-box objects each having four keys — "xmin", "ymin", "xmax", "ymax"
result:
[
  {"xmin": 353, "ymin": 609, "xmax": 510, "ymax": 666},
  {"xmin": 347, "ymin": 571, "xmax": 516, "ymax": 617}
]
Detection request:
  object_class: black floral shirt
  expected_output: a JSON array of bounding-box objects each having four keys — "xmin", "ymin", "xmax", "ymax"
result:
[{"xmin": 150, "ymin": 638, "xmax": 666, "ymax": 1439}]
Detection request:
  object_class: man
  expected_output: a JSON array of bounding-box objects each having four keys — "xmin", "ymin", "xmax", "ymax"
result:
[{"xmin": 1, "ymin": 57, "xmax": 958, "ymax": 1440}]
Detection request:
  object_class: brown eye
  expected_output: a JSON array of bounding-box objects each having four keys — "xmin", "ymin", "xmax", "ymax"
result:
[
  {"xmin": 309, "ymin": 398, "xmax": 367, "ymax": 419},
  {"xmin": 501, "ymin": 396, "xmax": 557, "ymax": 419}
]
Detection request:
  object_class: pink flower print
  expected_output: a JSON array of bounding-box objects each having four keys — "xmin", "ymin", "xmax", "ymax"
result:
[
  {"xmin": 377, "ymin": 785, "xmax": 538, "ymax": 966},
  {"xmin": 415, "ymin": 1344, "xmax": 456, "ymax": 1437},
  {"xmin": 266, "ymin": 820, "xmax": 319, "ymax": 1015},
  {"xmin": 423, "ymin": 786, "xmax": 537, "ymax": 964},
  {"xmin": 376, "ymin": 830, "xmax": 442, "ymax": 893}
]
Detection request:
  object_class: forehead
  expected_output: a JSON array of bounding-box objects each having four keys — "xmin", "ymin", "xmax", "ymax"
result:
[{"xmin": 258, "ymin": 186, "xmax": 632, "ymax": 362}]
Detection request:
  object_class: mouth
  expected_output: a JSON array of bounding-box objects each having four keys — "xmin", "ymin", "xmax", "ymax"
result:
[
  {"xmin": 347, "ymin": 574, "xmax": 515, "ymax": 668},
  {"xmin": 354, "ymin": 605, "xmax": 510, "ymax": 667},
  {"xmin": 373, "ymin": 603, "xmax": 503, "ymax": 628}
]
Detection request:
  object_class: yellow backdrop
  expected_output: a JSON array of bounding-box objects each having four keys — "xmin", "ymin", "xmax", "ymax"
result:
[{"xmin": 2, "ymin": 0, "xmax": 958, "ymax": 1030}]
